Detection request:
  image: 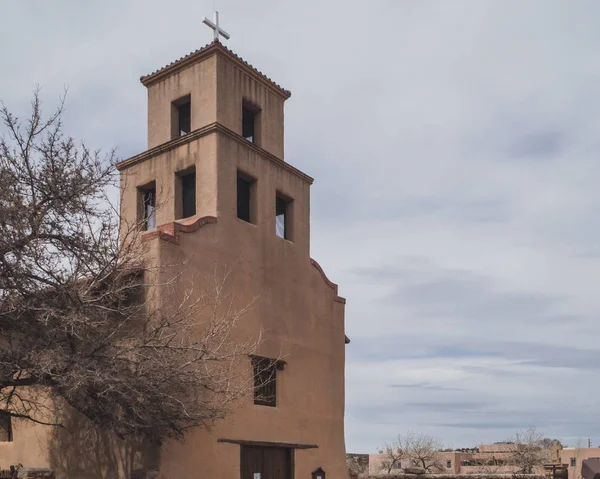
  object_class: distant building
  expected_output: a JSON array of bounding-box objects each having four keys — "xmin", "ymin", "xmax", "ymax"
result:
[
  {"xmin": 559, "ymin": 448, "xmax": 600, "ymax": 479},
  {"xmin": 363, "ymin": 443, "xmax": 547, "ymax": 476}
]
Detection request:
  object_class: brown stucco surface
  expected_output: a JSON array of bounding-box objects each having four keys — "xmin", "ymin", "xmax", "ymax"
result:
[
  {"xmin": 560, "ymin": 448, "xmax": 600, "ymax": 479},
  {"xmin": 120, "ymin": 131, "xmax": 347, "ymax": 479},
  {"xmin": 144, "ymin": 42, "xmax": 287, "ymax": 159}
]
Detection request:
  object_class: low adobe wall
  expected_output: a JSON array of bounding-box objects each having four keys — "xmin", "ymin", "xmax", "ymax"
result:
[
  {"xmin": 1, "ymin": 469, "xmax": 55, "ymax": 479},
  {"xmin": 351, "ymin": 474, "xmax": 547, "ymax": 479},
  {"xmin": 459, "ymin": 466, "xmax": 522, "ymax": 474}
]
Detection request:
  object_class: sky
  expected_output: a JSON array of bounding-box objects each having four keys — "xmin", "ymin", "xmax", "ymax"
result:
[{"xmin": 2, "ymin": 0, "xmax": 600, "ymax": 453}]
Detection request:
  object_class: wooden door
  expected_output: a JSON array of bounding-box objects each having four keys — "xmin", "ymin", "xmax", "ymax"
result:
[{"xmin": 241, "ymin": 446, "xmax": 291, "ymax": 479}]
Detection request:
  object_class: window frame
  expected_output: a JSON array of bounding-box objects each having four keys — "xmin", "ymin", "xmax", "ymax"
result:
[
  {"xmin": 138, "ymin": 181, "xmax": 157, "ymax": 231},
  {"xmin": 237, "ymin": 170, "xmax": 257, "ymax": 224},
  {"xmin": 275, "ymin": 193, "xmax": 293, "ymax": 241},
  {"xmin": 171, "ymin": 94, "xmax": 192, "ymax": 139},
  {"xmin": 175, "ymin": 167, "xmax": 196, "ymax": 220},
  {"xmin": 251, "ymin": 355, "xmax": 285, "ymax": 407},
  {"xmin": 242, "ymin": 100, "xmax": 261, "ymax": 145}
]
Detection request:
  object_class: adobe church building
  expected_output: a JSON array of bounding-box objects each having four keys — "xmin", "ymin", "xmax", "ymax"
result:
[
  {"xmin": 117, "ymin": 35, "xmax": 349, "ymax": 479},
  {"xmin": 0, "ymin": 27, "xmax": 349, "ymax": 479}
]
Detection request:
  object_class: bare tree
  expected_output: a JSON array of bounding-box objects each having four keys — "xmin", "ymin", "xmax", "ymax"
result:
[
  {"xmin": 505, "ymin": 427, "xmax": 553, "ymax": 474},
  {"xmin": 409, "ymin": 432, "xmax": 445, "ymax": 472},
  {"xmin": 380, "ymin": 432, "xmax": 444, "ymax": 474},
  {"xmin": 379, "ymin": 436, "xmax": 408, "ymax": 474},
  {"xmin": 0, "ymin": 89, "xmax": 261, "ymax": 443},
  {"xmin": 471, "ymin": 455, "xmax": 507, "ymax": 475},
  {"xmin": 346, "ymin": 454, "xmax": 368, "ymax": 476}
]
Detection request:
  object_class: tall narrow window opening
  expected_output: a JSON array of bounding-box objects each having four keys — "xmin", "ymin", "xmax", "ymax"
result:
[
  {"xmin": 252, "ymin": 356, "xmax": 283, "ymax": 407},
  {"xmin": 0, "ymin": 413, "xmax": 12, "ymax": 442},
  {"xmin": 242, "ymin": 104, "xmax": 258, "ymax": 143},
  {"xmin": 275, "ymin": 194, "xmax": 292, "ymax": 240},
  {"xmin": 237, "ymin": 172, "xmax": 256, "ymax": 223},
  {"xmin": 172, "ymin": 95, "xmax": 191, "ymax": 138},
  {"xmin": 139, "ymin": 183, "xmax": 156, "ymax": 230},
  {"xmin": 181, "ymin": 171, "xmax": 196, "ymax": 219}
]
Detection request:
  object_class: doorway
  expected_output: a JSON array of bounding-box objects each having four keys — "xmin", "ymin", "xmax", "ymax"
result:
[{"xmin": 240, "ymin": 445, "xmax": 292, "ymax": 479}]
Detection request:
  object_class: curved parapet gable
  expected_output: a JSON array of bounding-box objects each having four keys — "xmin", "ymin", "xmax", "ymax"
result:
[
  {"xmin": 142, "ymin": 216, "xmax": 217, "ymax": 245},
  {"xmin": 310, "ymin": 258, "xmax": 346, "ymax": 304}
]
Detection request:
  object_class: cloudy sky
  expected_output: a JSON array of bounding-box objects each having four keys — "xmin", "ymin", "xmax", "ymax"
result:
[{"xmin": 3, "ymin": 0, "xmax": 600, "ymax": 453}]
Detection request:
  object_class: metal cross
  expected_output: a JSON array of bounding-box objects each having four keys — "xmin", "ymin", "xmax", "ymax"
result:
[{"xmin": 203, "ymin": 11, "xmax": 231, "ymax": 42}]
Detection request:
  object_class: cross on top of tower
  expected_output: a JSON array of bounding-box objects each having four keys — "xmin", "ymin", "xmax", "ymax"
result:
[{"xmin": 203, "ymin": 11, "xmax": 230, "ymax": 42}]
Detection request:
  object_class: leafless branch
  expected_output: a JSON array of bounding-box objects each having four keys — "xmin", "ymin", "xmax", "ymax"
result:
[
  {"xmin": 0, "ymin": 90, "xmax": 262, "ymax": 443},
  {"xmin": 380, "ymin": 432, "xmax": 444, "ymax": 474}
]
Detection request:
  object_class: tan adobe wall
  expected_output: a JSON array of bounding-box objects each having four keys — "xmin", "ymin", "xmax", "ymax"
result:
[
  {"xmin": 0, "ymin": 419, "xmax": 51, "ymax": 469},
  {"xmin": 366, "ymin": 451, "xmax": 541, "ymax": 476},
  {"xmin": 560, "ymin": 448, "xmax": 600, "ymax": 479},
  {"xmin": 119, "ymin": 134, "xmax": 219, "ymax": 227},
  {"xmin": 479, "ymin": 443, "xmax": 526, "ymax": 453},
  {"xmin": 368, "ymin": 453, "xmax": 466, "ymax": 475},
  {"xmin": 146, "ymin": 55, "xmax": 218, "ymax": 150},
  {"xmin": 145, "ymin": 134, "xmax": 345, "ymax": 477},
  {"xmin": 215, "ymin": 53, "xmax": 286, "ymax": 159},
  {"xmin": 144, "ymin": 45, "xmax": 287, "ymax": 159},
  {"xmin": 353, "ymin": 475, "xmax": 546, "ymax": 479},
  {"xmin": 459, "ymin": 465, "xmax": 523, "ymax": 474}
]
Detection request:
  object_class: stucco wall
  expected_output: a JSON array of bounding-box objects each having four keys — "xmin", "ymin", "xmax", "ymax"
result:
[
  {"xmin": 145, "ymin": 45, "xmax": 286, "ymax": 159},
  {"xmin": 368, "ymin": 453, "xmax": 473, "ymax": 476},
  {"xmin": 215, "ymin": 54, "xmax": 286, "ymax": 159},
  {"xmin": 146, "ymin": 55, "xmax": 218, "ymax": 150},
  {"xmin": 560, "ymin": 448, "xmax": 600, "ymax": 479},
  {"xmin": 119, "ymin": 134, "xmax": 219, "ymax": 227},
  {"xmin": 365, "ymin": 451, "xmax": 533, "ymax": 477},
  {"xmin": 0, "ymin": 418, "xmax": 50, "ymax": 469},
  {"xmin": 142, "ymin": 130, "xmax": 346, "ymax": 478},
  {"xmin": 0, "ymin": 407, "xmax": 156, "ymax": 477},
  {"xmin": 354, "ymin": 475, "xmax": 546, "ymax": 479},
  {"xmin": 478, "ymin": 444, "xmax": 525, "ymax": 454}
]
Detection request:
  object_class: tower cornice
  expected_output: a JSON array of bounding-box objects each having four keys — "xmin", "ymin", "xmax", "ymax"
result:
[
  {"xmin": 140, "ymin": 41, "xmax": 291, "ymax": 100},
  {"xmin": 116, "ymin": 122, "xmax": 313, "ymax": 185}
]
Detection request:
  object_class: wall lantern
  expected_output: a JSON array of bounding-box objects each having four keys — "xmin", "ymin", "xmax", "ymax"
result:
[{"xmin": 312, "ymin": 467, "xmax": 325, "ymax": 479}]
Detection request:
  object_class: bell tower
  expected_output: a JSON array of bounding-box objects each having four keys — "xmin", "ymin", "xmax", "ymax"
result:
[
  {"xmin": 142, "ymin": 39, "xmax": 289, "ymax": 160},
  {"xmin": 117, "ymin": 34, "xmax": 312, "ymax": 250},
  {"xmin": 116, "ymin": 19, "xmax": 348, "ymax": 479}
]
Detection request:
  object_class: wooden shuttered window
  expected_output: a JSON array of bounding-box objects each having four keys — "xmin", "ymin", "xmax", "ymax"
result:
[{"xmin": 252, "ymin": 356, "xmax": 285, "ymax": 407}]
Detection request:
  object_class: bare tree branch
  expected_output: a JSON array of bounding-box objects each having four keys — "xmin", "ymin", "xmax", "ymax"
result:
[
  {"xmin": 380, "ymin": 432, "xmax": 444, "ymax": 474},
  {"xmin": 505, "ymin": 427, "xmax": 556, "ymax": 474},
  {"xmin": 0, "ymin": 90, "xmax": 262, "ymax": 443}
]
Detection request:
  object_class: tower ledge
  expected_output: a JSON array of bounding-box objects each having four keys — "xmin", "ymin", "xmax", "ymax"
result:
[
  {"xmin": 140, "ymin": 41, "xmax": 292, "ymax": 100},
  {"xmin": 115, "ymin": 122, "xmax": 313, "ymax": 185}
]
